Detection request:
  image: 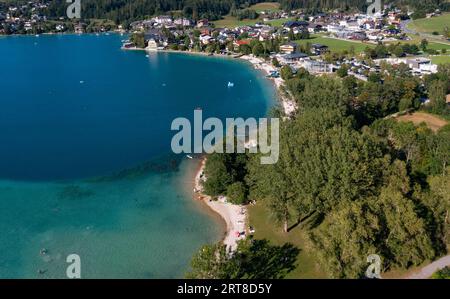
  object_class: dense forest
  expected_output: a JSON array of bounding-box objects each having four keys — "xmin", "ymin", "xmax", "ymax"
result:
[
  {"xmin": 190, "ymin": 62, "xmax": 450, "ymax": 278},
  {"xmin": 43, "ymin": 0, "xmax": 265, "ymax": 24},
  {"xmin": 2, "ymin": 0, "xmax": 447, "ymax": 25}
]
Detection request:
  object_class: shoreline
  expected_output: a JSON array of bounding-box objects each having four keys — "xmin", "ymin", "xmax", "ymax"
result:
[
  {"xmin": 193, "ymin": 157, "xmax": 247, "ymax": 251},
  {"xmin": 124, "ymin": 47, "xmax": 296, "ymax": 116},
  {"xmin": 123, "ymin": 46, "xmax": 289, "ymax": 250}
]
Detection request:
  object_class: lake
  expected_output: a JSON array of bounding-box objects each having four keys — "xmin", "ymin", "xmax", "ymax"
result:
[{"xmin": 0, "ymin": 34, "xmax": 275, "ymax": 278}]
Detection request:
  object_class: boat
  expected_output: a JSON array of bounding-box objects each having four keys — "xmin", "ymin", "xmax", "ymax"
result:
[
  {"xmin": 227, "ymin": 82, "xmax": 234, "ymax": 88},
  {"xmin": 186, "ymin": 155, "xmax": 193, "ymax": 159}
]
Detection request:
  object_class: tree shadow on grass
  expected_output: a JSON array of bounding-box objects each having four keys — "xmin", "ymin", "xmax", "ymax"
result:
[{"xmin": 234, "ymin": 239, "xmax": 300, "ymax": 279}]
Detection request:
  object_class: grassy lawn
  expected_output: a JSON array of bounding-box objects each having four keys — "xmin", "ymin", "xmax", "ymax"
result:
[
  {"xmin": 248, "ymin": 202, "xmax": 327, "ymax": 278},
  {"xmin": 427, "ymin": 42, "xmax": 450, "ymax": 51},
  {"xmin": 249, "ymin": 2, "xmax": 281, "ymax": 13},
  {"xmin": 386, "ymin": 34, "xmax": 450, "ymax": 52},
  {"xmin": 431, "ymin": 55, "xmax": 450, "ymax": 64},
  {"xmin": 408, "ymin": 34, "xmax": 450, "ymax": 50},
  {"xmin": 408, "ymin": 13, "xmax": 450, "ymax": 34},
  {"xmin": 213, "ymin": 15, "xmax": 261, "ymax": 28},
  {"xmin": 295, "ymin": 34, "xmax": 374, "ymax": 53},
  {"xmin": 213, "ymin": 15, "xmax": 293, "ymax": 28}
]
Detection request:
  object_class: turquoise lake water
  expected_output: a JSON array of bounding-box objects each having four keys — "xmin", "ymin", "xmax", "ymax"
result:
[{"xmin": 0, "ymin": 34, "xmax": 275, "ymax": 278}]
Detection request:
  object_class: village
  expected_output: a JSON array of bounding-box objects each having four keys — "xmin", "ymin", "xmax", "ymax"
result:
[
  {"xmin": 1, "ymin": 1, "xmax": 448, "ymax": 80},
  {"xmin": 121, "ymin": 6, "xmax": 449, "ymax": 82}
]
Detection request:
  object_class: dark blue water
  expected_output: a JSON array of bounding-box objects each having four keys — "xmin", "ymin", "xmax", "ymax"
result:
[{"xmin": 0, "ymin": 34, "xmax": 275, "ymax": 278}]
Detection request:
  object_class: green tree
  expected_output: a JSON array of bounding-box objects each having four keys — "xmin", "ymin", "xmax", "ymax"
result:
[
  {"xmin": 421, "ymin": 39, "xmax": 429, "ymax": 51},
  {"xmin": 186, "ymin": 239, "xmax": 299, "ymax": 279},
  {"xmin": 130, "ymin": 32, "xmax": 145, "ymax": 48},
  {"xmin": 185, "ymin": 243, "xmax": 231, "ymax": 279},
  {"xmin": 280, "ymin": 65, "xmax": 294, "ymax": 80},
  {"xmin": 203, "ymin": 154, "xmax": 233, "ymax": 196},
  {"xmin": 432, "ymin": 267, "xmax": 450, "ymax": 279},
  {"xmin": 226, "ymin": 182, "xmax": 247, "ymax": 205},
  {"xmin": 428, "ymin": 80, "xmax": 447, "ymax": 114},
  {"xmin": 252, "ymin": 42, "xmax": 265, "ymax": 57},
  {"xmin": 336, "ymin": 64, "xmax": 349, "ymax": 78}
]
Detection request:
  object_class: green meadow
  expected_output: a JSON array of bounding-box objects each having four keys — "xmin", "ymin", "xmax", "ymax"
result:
[
  {"xmin": 295, "ymin": 34, "xmax": 374, "ymax": 53},
  {"xmin": 431, "ymin": 55, "xmax": 450, "ymax": 64},
  {"xmin": 249, "ymin": 2, "xmax": 281, "ymax": 13},
  {"xmin": 408, "ymin": 13, "xmax": 450, "ymax": 34}
]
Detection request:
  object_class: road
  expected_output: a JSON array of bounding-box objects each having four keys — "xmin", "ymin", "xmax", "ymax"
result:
[{"xmin": 402, "ymin": 255, "xmax": 450, "ymax": 279}]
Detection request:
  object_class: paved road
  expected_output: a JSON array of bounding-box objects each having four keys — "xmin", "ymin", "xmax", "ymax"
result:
[
  {"xmin": 400, "ymin": 19, "xmax": 415, "ymax": 35},
  {"xmin": 403, "ymin": 255, "xmax": 450, "ymax": 279}
]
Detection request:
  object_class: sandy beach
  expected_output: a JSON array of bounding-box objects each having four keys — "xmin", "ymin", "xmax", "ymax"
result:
[
  {"xmin": 193, "ymin": 158, "xmax": 247, "ymax": 251},
  {"xmin": 240, "ymin": 55, "xmax": 297, "ymax": 116}
]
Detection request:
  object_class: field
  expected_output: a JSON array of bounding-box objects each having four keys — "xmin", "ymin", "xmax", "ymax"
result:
[
  {"xmin": 248, "ymin": 203, "xmax": 327, "ymax": 278},
  {"xmin": 214, "ymin": 16, "xmax": 293, "ymax": 28},
  {"xmin": 213, "ymin": 2, "xmax": 285, "ymax": 28},
  {"xmin": 408, "ymin": 13, "xmax": 450, "ymax": 35},
  {"xmin": 249, "ymin": 2, "xmax": 281, "ymax": 13},
  {"xmin": 295, "ymin": 34, "xmax": 374, "ymax": 53},
  {"xmin": 213, "ymin": 16, "xmax": 260, "ymax": 28},
  {"xmin": 396, "ymin": 112, "xmax": 449, "ymax": 132},
  {"xmin": 431, "ymin": 55, "xmax": 450, "ymax": 64}
]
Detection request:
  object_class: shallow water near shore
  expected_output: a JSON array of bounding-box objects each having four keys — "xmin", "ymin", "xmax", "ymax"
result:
[{"xmin": 0, "ymin": 34, "xmax": 275, "ymax": 278}]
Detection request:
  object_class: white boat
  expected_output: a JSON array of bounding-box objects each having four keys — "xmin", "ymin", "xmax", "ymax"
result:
[
  {"xmin": 186, "ymin": 155, "xmax": 193, "ymax": 159},
  {"xmin": 227, "ymin": 82, "xmax": 234, "ymax": 88}
]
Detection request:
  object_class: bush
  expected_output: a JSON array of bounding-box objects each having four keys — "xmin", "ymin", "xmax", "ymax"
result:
[
  {"xmin": 226, "ymin": 182, "xmax": 247, "ymax": 205},
  {"xmin": 280, "ymin": 65, "xmax": 294, "ymax": 80},
  {"xmin": 431, "ymin": 267, "xmax": 450, "ymax": 279},
  {"xmin": 336, "ymin": 64, "xmax": 349, "ymax": 78}
]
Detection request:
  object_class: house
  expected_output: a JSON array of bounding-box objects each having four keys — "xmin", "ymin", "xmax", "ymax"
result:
[
  {"xmin": 174, "ymin": 18, "xmax": 193, "ymax": 27},
  {"xmin": 307, "ymin": 23, "xmax": 323, "ymax": 33},
  {"xmin": 199, "ymin": 34, "xmax": 212, "ymax": 45},
  {"xmin": 233, "ymin": 39, "xmax": 250, "ymax": 50},
  {"xmin": 407, "ymin": 58, "xmax": 438, "ymax": 74},
  {"xmin": 197, "ymin": 19, "xmax": 209, "ymax": 28},
  {"xmin": 279, "ymin": 52, "xmax": 308, "ymax": 64},
  {"xmin": 146, "ymin": 38, "xmax": 159, "ymax": 51},
  {"xmin": 74, "ymin": 23, "xmax": 85, "ymax": 34},
  {"xmin": 311, "ymin": 44, "xmax": 329, "ymax": 55},
  {"xmin": 155, "ymin": 15, "xmax": 172, "ymax": 25},
  {"xmin": 303, "ymin": 59, "xmax": 333, "ymax": 73},
  {"xmin": 279, "ymin": 42, "xmax": 298, "ymax": 54},
  {"xmin": 349, "ymin": 31, "xmax": 367, "ymax": 41},
  {"xmin": 200, "ymin": 27, "xmax": 212, "ymax": 35},
  {"xmin": 283, "ymin": 20, "xmax": 309, "ymax": 29}
]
